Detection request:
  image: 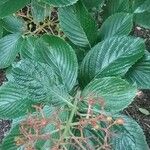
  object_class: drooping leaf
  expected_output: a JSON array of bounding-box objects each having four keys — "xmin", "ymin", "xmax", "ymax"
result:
[
  {"xmin": 0, "ymin": 33, "xmax": 23, "ymax": 69},
  {"xmin": 42, "ymin": 0, "xmax": 78, "ymax": 7},
  {"xmin": 111, "ymin": 114, "xmax": 149, "ymax": 150},
  {"xmin": 125, "ymin": 51, "xmax": 150, "ymax": 89},
  {"xmin": 103, "ymin": 0, "xmax": 129, "ymax": 19},
  {"xmin": 59, "ymin": 0, "xmax": 98, "ymax": 48},
  {"xmin": 99, "ymin": 13, "xmax": 133, "ymax": 40},
  {"xmin": 0, "ymin": 82, "xmax": 35, "ymax": 119},
  {"xmin": 2, "ymin": 15, "xmax": 26, "ymax": 33},
  {"xmin": 0, "ymin": 0, "xmax": 30, "ymax": 18},
  {"xmin": 34, "ymin": 35, "xmax": 78, "ymax": 92},
  {"xmin": 80, "ymin": 36, "xmax": 145, "ymax": 86},
  {"xmin": 134, "ymin": 0, "xmax": 150, "ymax": 13},
  {"xmin": 134, "ymin": 12, "xmax": 150, "ymax": 29},
  {"xmin": 81, "ymin": 77, "xmax": 136, "ymax": 113},
  {"xmin": 31, "ymin": 0, "xmax": 52, "ymax": 23}
]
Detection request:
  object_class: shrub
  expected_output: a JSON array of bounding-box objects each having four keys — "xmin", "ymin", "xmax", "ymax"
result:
[{"xmin": 0, "ymin": 0, "xmax": 150, "ymax": 149}]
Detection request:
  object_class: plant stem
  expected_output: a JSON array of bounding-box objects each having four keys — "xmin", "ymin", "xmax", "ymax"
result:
[{"xmin": 61, "ymin": 99, "xmax": 78, "ymax": 140}]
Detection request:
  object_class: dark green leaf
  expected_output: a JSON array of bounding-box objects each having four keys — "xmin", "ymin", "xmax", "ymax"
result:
[
  {"xmin": 0, "ymin": 82, "xmax": 35, "ymax": 119},
  {"xmin": 0, "ymin": 0, "xmax": 30, "ymax": 18},
  {"xmin": 82, "ymin": 0, "xmax": 105, "ymax": 10},
  {"xmin": 2, "ymin": 15, "xmax": 26, "ymax": 33},
  {"xmin": 1, "ymin": 124, "xmax": 22, "ymax": 150},
  {"xmin": 111, "ymin": 114, "xmax": 149, "ymax": 150},
  {"xmin": 20, "ymin": 36, "xmax": 37, "ymax": 59},
  {"xmin": 59, "ymin": 0, "xmax": 98, "ymax": 48},
  {"xmin": 134, "ymin": 12, "xmax": 150, "ymax": 28},
  {"xmin": 11, "ymin": 59, "xmax": 71, "ymax": 107},
  {"xmin": 125, "ymin": 51, "xmax": 150, "ymax": 89},
  {"xmin": 42, "ymin": 0, "xmax": 78, "ymax": 7},
  {"xmin": 134, "ymin": 0, "xmax": 150, "ymax": 13},
  {"xmin": 80, "ymin": 36, "xmax": 145, "ymax": 86},
  {"xmin": 81, "ymin": 77, "xmax": 136, "ymax": 113},
  {"xmin": 99, "ymin": 13, "xmax": 133, "ymax": 40},
  {"xmin": 0, "ymin": 33, "xmax": 23, "ymax": 69},
  {"xmin": 34, "ymin": 35, "xmax": 78, "ymax": 92},
  {"xmin": 103, "ymin": 0, "xmax": 129, "ymax": 19},
  {"xmin": 31, "ymin": 0, "xmax": 52, "ymax": 23},
  {"xmin": 130, "ymin": 0, "xmax": 145, "ymax": 12},
  {"xmin": 0, "ymin": 20, "xmax": 3, "ymax": 38}
]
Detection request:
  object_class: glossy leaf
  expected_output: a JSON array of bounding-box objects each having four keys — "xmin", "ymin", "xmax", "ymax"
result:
[
  {"xmin": 125, "ymin": 51, "xmax": 150, "ymax": 89},
  {"xmin": 31, "ymin": 0, "xmax": 51, "ymax": 23},
  {"xmin": 2, "ymin": 15, "xmax": 26, "ymax": 33},
  {"xmin": 0, "ymin": 0, "xmax": 30, "ymax": 18},
  {"xmin": 99, "ymin": 13, "xmax": 133, "ymax": 40},
  {"xmin": 11, "ymin": 59, "xmax": 71, "ymax": 106},
  {"xmin": 34, "ymin": 35, "xmax": 78, "ymax": 91},
  {"xmin": 80, "ymin": 36, "xmax": 145, "ymax": 86},
  {"xmin": 42, "ymin": 0, "xmax": 78, "ymax": 7},
  {"xmin": 0, "ymin": 33, "xmax": 23, "ymax": 69},
  {"xmin": 0, "ymin": 82, "xmax": 35, "ymax": 119},
  {"xmin": 81, "ymin": 77, "xmax": 136, "ymax": 113},
  {"xmin": 20, "ymin": 36, "xmax": 37, "ymax": 59},
  {"xmin": 111, "ymin": 115, "xmax": 149, "ymax": 150},
  {"xmin": 59, "ymin": 0, "xmax": 98, "ymax": 48}
]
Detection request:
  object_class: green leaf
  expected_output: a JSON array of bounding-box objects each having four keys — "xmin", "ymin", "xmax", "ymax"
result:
[
  {"xmin": 1, "ymin": 124, "xmax": 22, "ymax": 150},
  {"xmin": 2, "ymin": 15, "xmax": 26, "ymax": 33},
  {"xmin": 81, "ymin": 77, "xmax": 136, "ymax": 113},
  {"xmin": 34, "ymin": 35, "xmax": 78, "ymax": 92},
  {"xmin": 42, "ymin": 0, "xmax": 78, "ymax": 7},
  {"xmin": 59, "ymin": 0, "xmax": 98, "ymax": 48},
  {"xmin": 134, "ymin": 0, "xmax": 150, "ymax": 13},
  {"xmin": 0, "ymin": 20, "xmax": 3, "ymax": 38},
  {"xmin": 82, "ymin": 0, "xmax": 105, "ymax": 10},
  {"xmin": 0, "ymin": 82, "xmax": 35, "ymax": 119},
  {"xmin": 0, "ymin": 33, "xmax": 23, "ymax": 69},
  {"xmin": 11, "ymin": 59, "xmax": 71, "ymax": 107},
  {"xmin": 0, "ymin": 0, "xmax": 30, "ymax": 18},
  {"xmin": 134, "ymin": 12, "xmax": 150, "ymax": 29},
  {"xmin": 31, "ymin": 0, "xmax": 52, "ymax": 23},
  {"xmin": 111, "ymin": 114, "xmax": 149, "ymax": 150},
  {"xmin": 103, "ymin": 0, "xmax": 129, "ymax": 19},
  {"xmin": 130, "ymin": 0, "xmax": 145, "ymax": 12},
  {"xmin": 80, "ymin": 36, "xmax": 145, "ymax": 86},
  {"xmin": 125, "ymin": 51, "xmax": 150, "ymax": 89},
  {"xmin": 20, "ymin": 36, "xmax": 37, "ymax": 59},
  {"xmin": 99, "ymin": 13, "xmax": 133, "ymax": 40}
]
